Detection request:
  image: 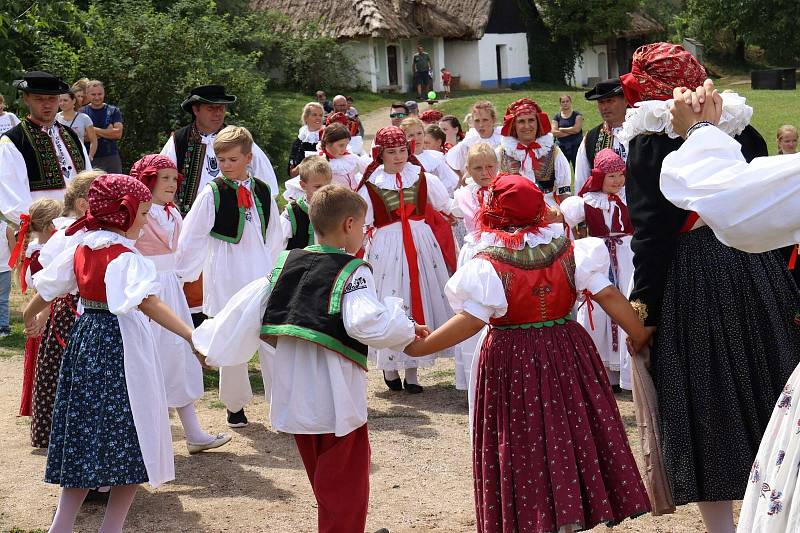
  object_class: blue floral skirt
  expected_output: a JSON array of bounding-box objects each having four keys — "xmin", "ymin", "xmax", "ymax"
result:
[{"xmin": 45, "ymin": 309, "xmax": 148, "ymax": 488}]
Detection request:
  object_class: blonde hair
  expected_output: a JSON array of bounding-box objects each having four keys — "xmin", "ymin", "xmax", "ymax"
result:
[
  {"xmin": 399, "ymin": 116, "xmax": 425, "ymax": 133},
  {"xmin": 309, "ymin": 185, "xmax": 367, "ymax": 237},
  {"xmin": 777, "ymin": 124, "xmax": 798, "ymax": 153},
  {"xmin": 297, "ymin": 155, "xmax": 332, "ymax": 183},
  {"xmin": 558, "ymin": 94, "xmax": 572, "ymax": 104},
  {"xmin": 214, "ymin": 125, "xmax": 253, "ymax": 155},
  {"xmin": 463, "ymin": 112, "xmax": 473, "ymax": 128},
  {"xmin": 301, "ymin": 102, "xmax": 325, "ymax": 125},
  {"xmin": 471, "ymin": 100, "xmax": 497, "ymax": 121},
  {"xmin": 466, "ymin": 142, "xmax": 498, "ymax": 170},
  {"xmin": 16, "ymin": 198, "xmax": 62, "ymax": 272},
  {"xmin": 63, "ymin": 170, "xmax": 104, "ymax": 216}
]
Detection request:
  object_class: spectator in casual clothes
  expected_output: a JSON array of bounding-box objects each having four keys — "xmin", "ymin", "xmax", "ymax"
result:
[
  {"xmin": 56, "ymin": 90, "xmax": 97, "ymax": 161},
  {"xmin": 389, "ymin": 102, "xmax": 409, "ymax": 127},
  {"xmin": 440, "ymin": 68, "xmax": 452, "ymax": 99},
  {"xmin": 412, "ymin": 45, "xmax": 432, "ymax": 99},
  {"xmin": 71, "ymin": 78, "xmax": 90, "ymax": 107},
  {"xmin": 345, "ymin": 96, "xmax": 364, "ymax": 136},
  {"xmin": 333, "ymin": 94, "xmax": 363, "ymax": 138},
  {"xmin": 551, "ymin": 94, "xmax": 584, "ymax": 167},
  {"xmin": 777, "ymin": 124, "xmax": 798, "ymax": 154},
  {"xmin": 0, "ymin": 95, "xmax": 20, "ymax": 135},
  {"xmin": 315, "ymin": 90, "xmax": 333, "ymax": 115},
  {"xmin": 0, "ymin": 221, "xmax": 15, "ymax": 337},
  {"xmin": 82, "ymin": 80, "xmax": 123, "ymax": 173},
  {"xmin": 405, "ymin": 100, "xmax": 419, "ymax": 117}
]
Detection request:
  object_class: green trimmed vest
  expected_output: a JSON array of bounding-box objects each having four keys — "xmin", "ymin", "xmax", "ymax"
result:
[
  {"xmin": 285, "ymin": 198, "xmax": 314, "ymax": 250},
  {"xmin": 261, "ymin": 246, "xmax": 370, "ymax": 369},
  {"xmin": 209, "ymin": 176, "xmax": 271, "ymax": 243}
]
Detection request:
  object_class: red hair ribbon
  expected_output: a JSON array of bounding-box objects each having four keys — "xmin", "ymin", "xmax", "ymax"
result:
[{"xmin": 8, "ymin": 214, "xmax": 30, "ymax": 269}]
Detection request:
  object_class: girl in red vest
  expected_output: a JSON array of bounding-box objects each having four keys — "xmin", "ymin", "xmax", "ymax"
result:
[
  {"xmin": 405, "ymin": 174, "xmax": 652, "ymax": 532},
  {"xmin": 357, "ymin": 126, "xmax": 455, "ymax": 393},
  {"xmin": 561, "ymin": 148, "xmax": 635, "ymax": 390}
]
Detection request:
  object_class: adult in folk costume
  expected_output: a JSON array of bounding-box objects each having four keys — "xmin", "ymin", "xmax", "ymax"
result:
[
  {"xmin": 497, "ymin": 98, "xmax": 571, "ymax": 207},
  {"xmin": 0, "ymin": 71, "xmax": 92, "ymax": 224},
  {"xmin": 160, "ymin": 85, "xmax": 279, "ymax": 322},
  {"xmin": 574, "ymin": 79, "xmax": 628, "ymax": 194},
  {"xmin": 623, "ymin": 42, "xmax": 799, "ymax": 533}
]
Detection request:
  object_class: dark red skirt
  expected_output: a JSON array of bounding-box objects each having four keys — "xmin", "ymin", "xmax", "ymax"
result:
[
  {"xmin": 472, "ymin": 321, "xmax": 650, "ymax": 533},
  {"xmin": 19, "ymin": 336, "xmax": 41, "ymax": 416}
]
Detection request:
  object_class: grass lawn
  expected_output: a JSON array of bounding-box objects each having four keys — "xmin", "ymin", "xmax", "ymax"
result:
[{"xmin": 436, "ymin": 80, "xmax": 800, "ymax": 155}]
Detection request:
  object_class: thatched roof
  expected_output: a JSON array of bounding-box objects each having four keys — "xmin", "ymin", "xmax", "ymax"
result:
[
  {"xmin": 252, "ymin": 0, "xmax": 493, "ymax": 40},
  {"xmin": 617, "ymin": 11, "xmax": 664, "ymax": 38}
]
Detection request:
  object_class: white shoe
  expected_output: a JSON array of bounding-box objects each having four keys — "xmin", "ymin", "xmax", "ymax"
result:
[{"xmin": 187, "ymin": 433, "xmax": 232, "ymax": 455}]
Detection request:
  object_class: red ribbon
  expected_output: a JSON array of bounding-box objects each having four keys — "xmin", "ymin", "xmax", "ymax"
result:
[
  {"xmin": 789, "ymin": 245, "xmax": 798, "ymax": 270},
  {"xmin": 20, "ymin": 256, "xmax": 31, "ymax": 294},
  {"xmin": 395, "ymin": 173, "xmax": 425, "ymax": 324},
  {"xmin": 237, "ymin": 185, "xmax": 253, "ymax": 209},
  {"xmin": 516, "ymin": 141, "xmax": 542, "ymax": 172},
  {"xmin": 8, "ymin": 214, "xmax": 30, "ymax": 269},
  {"xmin": 164, "ymin": 202, "xmax": 176, "ymax": 220},
  {"xmin": 579, "ymin": 289, "xmax": 596, "ymax": 331},
  {"xmin": 679, "ymin": 211, "xmax": 700, "ymax": 234}
]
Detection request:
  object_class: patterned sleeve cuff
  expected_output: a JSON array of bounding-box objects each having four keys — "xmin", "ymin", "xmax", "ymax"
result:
[{"xmin": 630, "ymin": 299, "xmax": 649, "ymax": 324}]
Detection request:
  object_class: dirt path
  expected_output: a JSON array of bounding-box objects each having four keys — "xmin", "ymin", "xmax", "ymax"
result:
[
  {"xmin": 0, "ymin": 336, "xmax": 726, "ymax": 533},
  {"xmin": 360, "ymin": 106, "xmax": 390, "ymax": 153}
]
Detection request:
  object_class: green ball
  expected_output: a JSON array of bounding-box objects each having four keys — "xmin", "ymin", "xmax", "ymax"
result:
[{"xmin": 427, "ymin": 90, "xmax": 437, "ymax": 100}]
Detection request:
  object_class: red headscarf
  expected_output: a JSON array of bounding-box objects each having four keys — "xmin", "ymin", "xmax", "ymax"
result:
[
  {"xmin": 478, "ymin": 174, "xmax": 547, "ymax": 247},
  {"xmin": 420, "ymin": 109, "xmax": 444, "ymax": 124},
  {"xmin": 358, "ymin": 126, "xmax": 424, "ymax": 189},
  {"xmin": 620, "ymin": 42, "xmax": 707, "ymax": 107},
  {"xmin": 579, "ymin": 148, "xmax": 626, "ymax": 196},
  {"xmin": 500, "ymin": 98, "xmax": 551, "ymax": 138},
  {"xmin": 129, "ymin": 154, "xmax": 184, "ymax": 191},
  {"xmin": 66, "ymin": 174, "xmax": 153, "ymax": 235},
  {"xmin": 326, "ymin": 112, "xmax": 359, "ymax": 136}
]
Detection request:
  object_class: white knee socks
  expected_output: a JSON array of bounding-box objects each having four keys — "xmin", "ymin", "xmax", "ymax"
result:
[{"xmin": 177, "ymin": 403, "xmax": 214, "ymax": 444}]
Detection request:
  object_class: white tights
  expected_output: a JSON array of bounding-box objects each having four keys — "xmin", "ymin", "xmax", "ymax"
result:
[
  {"xmin": 697, "ymin": 500, "xmax": 735, "ymax": 533},
  {"xmin": 384, "ymin": 367, "xmax": 419, "ymax": 384},
  {"xmin": 49, "ymin": 485, "xmax": 138, "ymax": 533},
  {"xmin": 176, "ymin": 403, "xmax": 214, "ymax": 444}
]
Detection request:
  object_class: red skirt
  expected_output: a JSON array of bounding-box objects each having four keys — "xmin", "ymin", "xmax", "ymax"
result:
[
  {"xmin": 472, "ymin": 321, "xmax": 650, "ymax": 533},
  {"xmin": 19, "ymin": 336, "xmax": 41, "ymax": 416}
]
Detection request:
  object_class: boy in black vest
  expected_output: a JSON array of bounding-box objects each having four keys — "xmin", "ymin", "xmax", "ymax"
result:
[
  {"xmin": 193, "ymin": 185, "xmax": 427, "ymax": 533},
  {"xmin": 279, "ymin": 155, "xmax": 331, "ymax": 250},
  {"xmin": 177, "ymin": 125, "xmax": 283, "ymax": 429}
]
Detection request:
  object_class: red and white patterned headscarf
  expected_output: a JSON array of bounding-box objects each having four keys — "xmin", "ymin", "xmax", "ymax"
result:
[
  {"xmin": 326, "ymin": 111, "xmax": 359, "ymax": 136},
  {"xmin": 500, "ymin": 98, "xmax": 552, "ymax": 138},
  {"xmin": 66, "ymin": 174, "xmax": 153, "ymax": 235},
  {"xmin": 420, "ymin": 109, "xmax": 444, "ymax": 125},
  {"xmin": 620, "ymin": 42, "xmax": 707, "ymax": 106},
  {"xmin": 579, "ymin": 148, "xmax": 626, "ymax": 196},
  {"xmin": 358, "ymin": 126, "xmax": 424, "ymax": 189},
  {"xmin": 129, "ymin": 154, "xmax": 183, "ymax": 192}
]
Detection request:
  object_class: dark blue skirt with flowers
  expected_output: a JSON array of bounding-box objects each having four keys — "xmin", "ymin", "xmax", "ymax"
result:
[{"xmin": 45, "ymin": 309, "xmax": 148, "ymax": 488}]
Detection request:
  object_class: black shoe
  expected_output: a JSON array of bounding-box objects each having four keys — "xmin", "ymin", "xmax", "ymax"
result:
[
  {"xmin": 374, "ymin": 529, "xmax": 390, "ymax": 533},
  {"xmin": 84, "ymin": 488, "xmax": 110, "ymax": 505},
  {"xmin": 383, "ymin": 371, "xmax": 403, "ymax": 391},
  {"xmin": 403, "ymin": 380, "xmax": 423, "ymax": 394},
  {"xmin": 611, "ymin": 384, "xmax": 623, "ymax": 394},
  {"xmin": 226, "ymin": 408, "xmax": 249, "ymax": 428}
]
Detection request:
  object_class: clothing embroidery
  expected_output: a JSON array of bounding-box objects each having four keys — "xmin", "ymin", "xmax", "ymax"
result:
[
  {"xmin": 177, "ymin": 124, "xmax": 211, "ymax": 212},
  {"xmin": 21, "ymin": 119, "xmax": 85, "ymax": 190},
  {"xmin": 343, "ymin": 276, "xmax": 367, "ymax": 294}
]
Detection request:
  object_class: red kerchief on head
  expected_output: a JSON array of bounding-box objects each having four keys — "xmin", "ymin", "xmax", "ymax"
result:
[
  {"xmin": 500, "ymin": 98, "xmax": 551, "ymax": 138},
  {"xmin": 580, "ymin": 148, "xmax": 626, "ymax": 196},
  {"xmin": 478, "ymin": 174, "xmax": 547, "ymax": 246},
  {"xmin": 66, "ymin": 174, "xmax": 153, "ymax": 235},
  {"xmin": 130, "ymin": 154, "xmax": 183, "ymax": 191},
  {"xmin": 620, "ymin": 42, "xmax": 707, "ymax": 106},
  {"xmin": 420, "ymin": 109, "xmax": 444, "ymax": 124},
  {"xmin": 325, "ymin": 112, "xmax": 350, "ymax": 127}
]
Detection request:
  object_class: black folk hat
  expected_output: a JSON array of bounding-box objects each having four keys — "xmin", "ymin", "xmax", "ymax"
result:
[
  {"xmin": 584, "ymin": 78, "xmax": 624, "ymax": 101},
  {"xmin": 181, "ymin": 85, "xmax": 237, "ymax": 113},
  {"xmin": 13, "ymin": 71, "xmax": 70, "ymax": 95}
]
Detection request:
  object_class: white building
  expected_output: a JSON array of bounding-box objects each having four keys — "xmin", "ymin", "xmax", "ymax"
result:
[
  {"xmin": 256, "ymin": 0, "xmax": 531, "ymax": 92},
  {"xmin": 572, "ymin": 11, "xmax": 664, "ymax": 87}
]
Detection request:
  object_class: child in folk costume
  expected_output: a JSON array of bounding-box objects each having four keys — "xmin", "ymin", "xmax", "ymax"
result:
[
  {"xmin": 498, "ymin": 98, "xmax": 572, "ymax": 207},
  {"xmin": 405, "ymin": 174, "xmax": 652, "ymax": 532},
  {"xmin": 438, "ymin": 115, "xmax": 465, "ymax": 154},
  {"xmin": 17, "ymin": 198, "xmax": 62, "ymax": 418},
  {"xmin": 130, "ymin": 155, "xmax": 231, "ymax": 453},
  {"xmin": 24, "ymin": 174, "xmax": 200, "ymax": 532},
  {"xmin": 357, "ymin": 126, "xmax": 455, "ymax": 393},
  {"xmin": 451, "ymin": 143, "xmax": 497, "ymax": 391},
  {"xmin": 28, "ymin": 172, "xmax": 103, "ymax": 449},
  {"xmin": 560, "ymin": 148, "xmax": 634, "ymax": 390},
  {"xmin": 446, "ymin": 101, "xmax": 503, "ymax": 174},
  {"xmin": 193, "ymin": 185, "xmax": 424, "ymax": 533},
  {"xmin": 280, "ymin": 156, "xmax": 331, "ymax": 250},
  {"xmin": 177, "ymin": 126, "xmax": 283, "ymax": 428},
  {"xmin": 423, "ymin": 124, "xmax": 447, "ymax": 153}
]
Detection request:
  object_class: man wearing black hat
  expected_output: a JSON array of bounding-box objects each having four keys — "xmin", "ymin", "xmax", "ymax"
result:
[
  {"xmin": 574, "ymin": 78, "xmax": 628, "ymax": 193},
  {"xmin": 160, "ymin": 85, "xmax": 278, "ymax": 215},
  {"xmin": 0, "ymin": 71, "xmax": 91, "ymax": 225}
]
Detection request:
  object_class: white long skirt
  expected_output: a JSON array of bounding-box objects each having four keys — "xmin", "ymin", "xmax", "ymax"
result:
[
  {"xmin": 150, "ymin": 257, "xmax": 204, "ymax": 407},
  {"xmin": 737, "ymin": 363, "xmax": 800, "ymax": 532},
  {"xmin": 455, "ymin": 234, "xmax": 483, "ymax": 390},
  {"xmin": 366, "ymin": 219, "xmax": 455, "ymax": 370},
  {"xmin": 575, "ymin": 235, "xmax": 634, "ymax": 390}
]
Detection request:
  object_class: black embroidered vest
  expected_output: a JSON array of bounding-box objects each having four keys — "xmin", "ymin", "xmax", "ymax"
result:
[
  {"xmin": 585, "ymin": 124, "xmax": 614, "ymax": 168},
  {"xmin": 286, "ymin": 198, "xmax": 314, "ymax": 250},
  {"xmin": 174, "ymin": 123, "xmax": 226, "ymax": 214},
  {"xmin": 3, "ymin": 119, "xmax": 86, "ymax": 191},
  {"xmin": 208, "ymin": 176, "xmax": 272, "ymax": 243},
  {"xmin": 261, "ymin": 246, "xmax": 371, "ymax": 369}
]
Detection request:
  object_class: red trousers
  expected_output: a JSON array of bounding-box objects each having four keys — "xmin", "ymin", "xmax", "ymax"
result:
[{"xmin": 294, "ymin": 423, "xmax": 371, "ymax": 533}]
